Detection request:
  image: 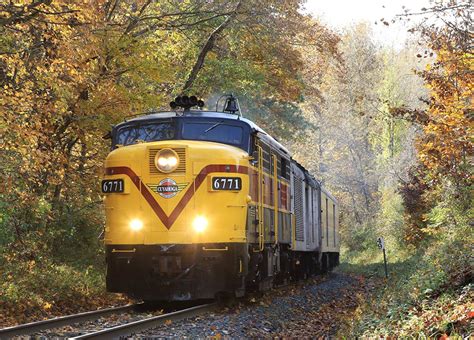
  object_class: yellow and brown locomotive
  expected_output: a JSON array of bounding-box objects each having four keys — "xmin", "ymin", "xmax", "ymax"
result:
[{"xmin": 102, "ymin": 95, "xmax": 339, "ymax": 301}]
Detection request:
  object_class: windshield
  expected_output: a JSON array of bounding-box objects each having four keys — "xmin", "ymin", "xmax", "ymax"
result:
[
  {"xmin": 182, "ymin": 122, "xmax": 243, "ymax": 146},
  {"xmin": 112, "ymin": 117, "xmax": 250, "ymax": 151},
  {"xmin": 116, "ymin": 122, "xmax": 175, "ymax": 146}
]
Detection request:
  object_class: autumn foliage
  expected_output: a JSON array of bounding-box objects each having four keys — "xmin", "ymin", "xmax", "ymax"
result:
[
  {"xmin": 388, "ymin": 1, "xmax": 473, "ymax": 246},
  {"xmin": 0, "ymin": 0, "xmax": 336, "ymax": 250},
  {"xmin": 345, "ymin": 2, "xmax": 473, "ymax": 336},
  {"xmin": 0, "ymin": 0, "xmax": 338, "ymax": 325},
  {"xmin": 0, "ymin": 0, "xmax": 471, "ymax": 336},
  {"xmin": 392, "ymin": 45, "xmax": 473, "ymax": 185},
  {"xmin": 417, "ymin": 46, "xmax": 472, "ymax": 183}
]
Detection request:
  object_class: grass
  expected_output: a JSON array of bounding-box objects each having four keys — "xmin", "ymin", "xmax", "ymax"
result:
[
  {"xmin": 0, "ymin": 244, "xmax": 129, "ymax": 327},
  {"xmin": 337, "ymin": 238, "xmax": 473, "ymax": 338}
]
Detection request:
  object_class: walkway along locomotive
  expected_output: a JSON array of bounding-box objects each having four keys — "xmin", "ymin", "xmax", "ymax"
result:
[{"xmin": 102, "ymin": 95, "xmax": 340, "ymax": 301}]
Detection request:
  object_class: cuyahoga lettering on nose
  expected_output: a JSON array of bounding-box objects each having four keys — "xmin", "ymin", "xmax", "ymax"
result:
[{"xmin": 146, "ymin": 178, "xmax": 188, "ymax": 199}]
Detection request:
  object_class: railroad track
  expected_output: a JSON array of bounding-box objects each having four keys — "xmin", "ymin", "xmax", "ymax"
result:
[
  {"xmin": 71, "ymin": 303, "xmax": 217, "ymax": 339},
  {"xmin": 0, "ymin": 304, "xmax": 140, "ymax": 339},
  {"xmin": 0, "ymin": 302, "xmax": 217, "ymax": 339}
]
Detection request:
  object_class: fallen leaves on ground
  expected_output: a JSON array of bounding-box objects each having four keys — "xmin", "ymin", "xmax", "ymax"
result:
[
  {"xmin": 0, "ymin": 293, "xmax": 132, "ymax": 328},
  {"xmin": 272, "ymin": 274, "xmax": 381, "ymax": 338}
]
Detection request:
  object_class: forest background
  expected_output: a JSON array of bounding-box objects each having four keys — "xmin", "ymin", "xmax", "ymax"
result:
[{"xmin": 0, "ymin": 0, "xmax": 472, "ymax": 336}]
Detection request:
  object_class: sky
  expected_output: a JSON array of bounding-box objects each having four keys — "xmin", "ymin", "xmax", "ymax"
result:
[{"xmin": 304, "ymin": 0, "xmax": 433, "ymax": 47}]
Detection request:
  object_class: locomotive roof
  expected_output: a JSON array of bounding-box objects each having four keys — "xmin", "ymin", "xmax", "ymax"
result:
[
  {"xmin": 119, "ymin": 110, "xmax": 290, "ymax": 155},
  {"xmin": 118, "ymin": 110, "xmax": 336, "ymax": 201}
]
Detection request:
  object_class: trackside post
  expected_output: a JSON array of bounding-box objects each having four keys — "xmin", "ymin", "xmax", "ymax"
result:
[{"xmin": 377, "ymin": 237, "xmax": 388, "ymax": 278}]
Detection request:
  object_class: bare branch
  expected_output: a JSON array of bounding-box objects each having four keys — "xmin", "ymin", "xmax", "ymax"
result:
[{"xmin": 182, "ymin": 0, "xmax": 242, "ymax": 92}]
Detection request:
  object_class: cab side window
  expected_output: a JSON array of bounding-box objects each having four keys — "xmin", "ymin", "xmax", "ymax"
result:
[
  {"xmin": 280, "ymin": 157, "xmax": 290, "ymax": 179},
  {"xmin": 261, "ymin": 142, "xmax": 271, "ymax": 171}
]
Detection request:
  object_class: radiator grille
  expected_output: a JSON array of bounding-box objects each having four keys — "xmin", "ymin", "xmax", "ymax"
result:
[
  {"xmin": 149, "ymin": 148, "xmax": 186, "ymax": 175},
  {"xmin": 294, "ymin": 177, "xmax": 304, "ymax": 241}
]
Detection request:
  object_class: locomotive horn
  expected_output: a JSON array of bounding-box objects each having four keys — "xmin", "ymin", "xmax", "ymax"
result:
[
  {"xmin": 169, "ymin": 95, "xmax": 205, "ymax": 110},
  {"xmin": 181, "ymin": 95, "xmax": 190, "ymax": 106},
  {"xmin": 189, "ymin": 95, "xmax": 198, "ymax": 106}
]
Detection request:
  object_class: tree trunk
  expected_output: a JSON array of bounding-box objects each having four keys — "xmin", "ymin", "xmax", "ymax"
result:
[{"xmin": 182, "ymin": 1, "xmax": 242, "ymax": 93}]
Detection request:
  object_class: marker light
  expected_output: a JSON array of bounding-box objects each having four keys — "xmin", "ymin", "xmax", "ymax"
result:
[
  {"xmin": 155, "ymin": 148, "xmax": 179, "ymax": 173},
  {"xmin": 193, "ymin": 216, "xmax": 208, "ymax": 233},
  {"xmin": 130, "ymin": 219, "xmax": 143, "ymax": 231}
]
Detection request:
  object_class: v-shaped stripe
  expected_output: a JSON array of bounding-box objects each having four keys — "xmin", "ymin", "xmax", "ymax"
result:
[{"xmin": 105, "ymin": 165, "xmax": 249, "ymax": 229}]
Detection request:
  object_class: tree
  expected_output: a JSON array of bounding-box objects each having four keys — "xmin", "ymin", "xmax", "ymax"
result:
[
  {"xmin": 392, "ymin": 0, "xmax": 472, "ymax": 185},
  {"xmin": 0, "ymin": 0, "xmax": 340, "ymax": 255},
  {"xmin": 178, "ymin": 0, "xmax": 339, "ymax": 138},
  {"xmin": 388, "ymin": 0, "xmax": 473, "ymax": 244}
]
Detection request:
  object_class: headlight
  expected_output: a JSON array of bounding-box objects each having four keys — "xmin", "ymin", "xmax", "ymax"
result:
[
  {"xmin": 155, "ymin": 148, "xmax": 179, "ymax": 173},
  {"xmin": 192, "ymin": 215, "xmax": 208, "ymax": 233},
  {"xmin": 130, "ymin": 219, "xmax": 143, "ymax": 231}
]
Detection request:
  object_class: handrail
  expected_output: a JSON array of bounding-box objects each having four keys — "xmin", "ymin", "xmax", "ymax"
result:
[
  {"xmin": 272, "ymin": 154, "xmax": 278, "ymax": 245},
  {"xmin": 292, "ymin": 213, "xmax": 296, "ymax": 250},
  {"xmin": 112, "ymin": 248, "xmax": 136, "ymax": 253},
  {"xmin": 202, "ymin": 246, "xmax": 229, "ymax": 251},
  {"xmin": 257, "ymin": 145, "xmax": 264, "ymax": 251}
]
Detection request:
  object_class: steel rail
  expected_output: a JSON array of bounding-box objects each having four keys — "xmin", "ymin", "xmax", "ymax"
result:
[
  {"xmin": 70, "ymin": 302, "xmax": 218, "ymax": 340},
  {"xmin": 0, "ymin": 303, "xmax": 141, "ymax": 339}
]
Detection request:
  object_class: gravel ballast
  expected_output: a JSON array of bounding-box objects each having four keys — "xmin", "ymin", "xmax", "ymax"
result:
[
  {"xmin": 135, "ymin": 271, "xmax": 371, "ymax": 338},
  {"xmin": 19, "ymin": 271, "xmax": 373, "ymax": 339}
]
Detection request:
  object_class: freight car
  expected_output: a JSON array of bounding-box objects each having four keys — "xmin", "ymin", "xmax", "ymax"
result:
[{"xmin": 102, "ymin": 95, "xmax": 340, "ymax": 301}]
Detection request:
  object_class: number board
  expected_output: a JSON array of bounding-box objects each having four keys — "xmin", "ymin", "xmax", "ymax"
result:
[
  {"xmin": 212, "ymin": 177, "xmax": 242, "ymax": 191},
  {"xmin": 102, "ymin": 179, "xmax": 124, "ymax": 193}
]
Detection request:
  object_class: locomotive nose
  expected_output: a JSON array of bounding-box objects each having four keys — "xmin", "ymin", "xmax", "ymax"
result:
[{"xmin": 103, "ymin": 140, "xmax": 249, "ymax": 245}]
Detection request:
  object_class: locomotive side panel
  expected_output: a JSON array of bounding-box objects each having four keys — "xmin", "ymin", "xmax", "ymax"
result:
[
  {"xmin": 249, "ymin": 137, "xmax": 292, "ymax": 247},
  {"xmin": 321, "ymin": 191, "xmax": 329, "ymax": 250},
  {"xmin": 290, "ymin": 162, "xmax": 323, "ymax": 252},
  {"xmin": 313, "ymin": 186, "xmax": 321, "ymax": 251},
  {"xmin": 320, "ymin": 189, "xmax": 340, "ymax": 253},
  {"xmin": 291, "ymin": 163, "xmax": 307, "ymax": 251}
]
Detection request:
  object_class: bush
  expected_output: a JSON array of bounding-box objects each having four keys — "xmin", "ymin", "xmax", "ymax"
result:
[
  {"xmin": 340, "ymin": 179, "xmax": 473, "ymax": 337},
  {"xmin": 0, "ymin": 194, "xmax": 118, "ymax": 327}
]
